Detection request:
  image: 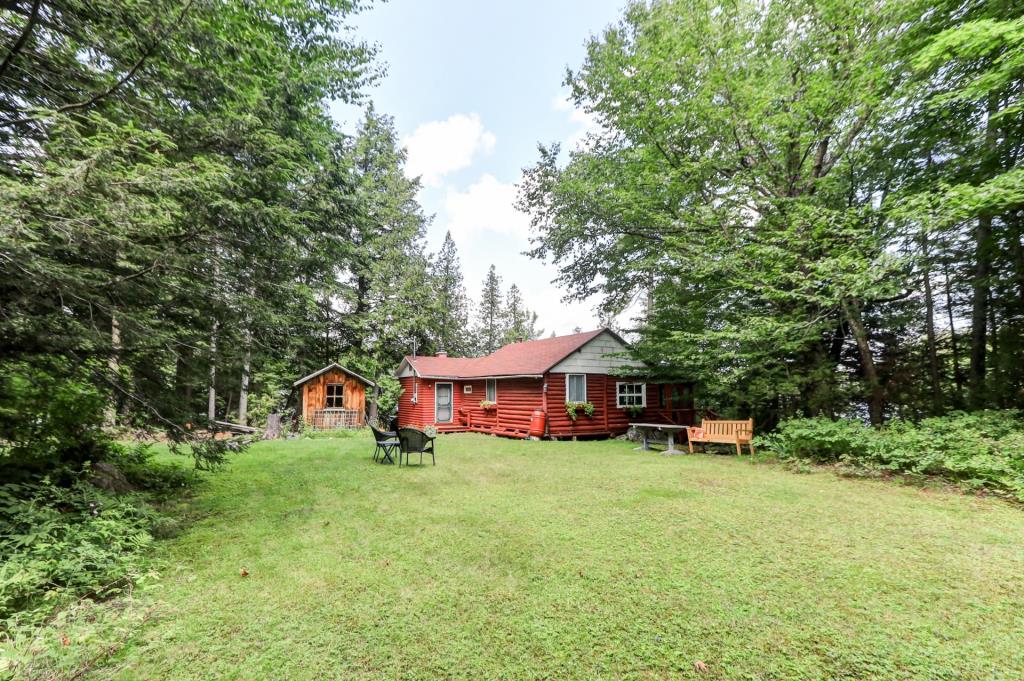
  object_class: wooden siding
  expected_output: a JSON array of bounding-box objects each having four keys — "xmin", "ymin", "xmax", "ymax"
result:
[
  {"xmin": 545, "ymin": 373, "xmax": 694, "ymax": 438},
  {"xmin": 301, "ymin": 369, "xmax": 366, "ymax": 426},
  {"xmin": 398, "ymin": 377, "xmax": 544, "ymax": 435},
  {"xmin": 398, "ymin": 373, "xmax": 694, "ymax": 439},
  {"xmin": 458, "ymin": 377, "xmax": 544, "ymax": 437},
  {"xmin": 548, "ymin": 330, "xmax": 645, "ymax": 374},
  {"xmin": 399, "ymin": 376, "xmax": 467, "ymax": 431}
]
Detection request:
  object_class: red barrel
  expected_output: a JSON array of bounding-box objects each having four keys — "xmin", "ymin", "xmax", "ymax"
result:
[{"xmin": 529, "ymin": 409, "xmax": 547, "ymax": 438}]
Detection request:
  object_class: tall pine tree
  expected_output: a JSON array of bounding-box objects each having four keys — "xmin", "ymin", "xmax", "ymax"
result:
[
  {"xmin": 475, "ymin": 265, "xmax": 505, "ymax": 354},
  {"xmin": 432, "ymin": 232, "xmax": 471, "ymax": 355},
  {"xmin": 503, "ymin": 284, "xmax": 541, "ymax": 343}
]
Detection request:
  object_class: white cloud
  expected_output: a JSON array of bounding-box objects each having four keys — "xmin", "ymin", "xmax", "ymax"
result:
[
  {"xmin": 443, "ymin": 173, "xmax": 530, "ymax": 242},
  {"xmin": 403, "ymin": 113, "xmax": 496, "ymax": 187},
  {"xmin": 552, "ymin": 94, "xmax": 601, "ymax": 151}
]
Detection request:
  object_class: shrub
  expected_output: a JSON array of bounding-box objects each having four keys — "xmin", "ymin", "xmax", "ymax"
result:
[
  {"xmin": 108, "ymin": 444, "xmax": 195, "ymax": 500},
  {"xmin": 1, "ymin": 479, "xmax": 152, "ymax": 628},
  {"xmin": 0, "ymin": 359, "xmax": 240, "ymax": 477},
  {"xmin": 757, "ymin": 417, "xmax": 872, "ymax": 464},
  {"xmin": 0, "ymin": 360, "xmax": 111, "ymax": 483},
  {"xmin": 0, "ymin": 446, "xmax": 196, "ymax": 631},
  {"xmin": 756, "ymin": 411, "xmax": 1024, "ymax": 501},
  {"xmin": 245, "ymin": 392, "xmax": 286, "ymax": 428}
]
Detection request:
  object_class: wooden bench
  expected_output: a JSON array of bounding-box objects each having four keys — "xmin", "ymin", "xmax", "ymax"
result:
[{"xmin": 686, "ymin": 419, "xmax": 755, "ymax": 456}]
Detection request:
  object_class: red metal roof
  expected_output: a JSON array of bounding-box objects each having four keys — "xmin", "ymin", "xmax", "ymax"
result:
[{"xmin": 402, "ymin": 328, "xmax": 611, "ymax": 378}]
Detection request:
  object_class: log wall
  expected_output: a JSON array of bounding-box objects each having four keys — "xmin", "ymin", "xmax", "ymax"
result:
[
  {"xmin": 396, "ymin": 373, "xmax": 695, "ymax": 439},
  {"xmin": 544, "ymin": 374, "xmax": 694, "ymax": 438}
]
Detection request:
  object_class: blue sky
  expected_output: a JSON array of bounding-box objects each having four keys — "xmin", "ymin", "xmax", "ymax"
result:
[{"xmin": 330, "ymin": 0, "xmax": 627, "ymax": 336}]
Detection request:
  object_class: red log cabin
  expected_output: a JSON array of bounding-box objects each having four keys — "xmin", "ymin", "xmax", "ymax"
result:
[{"xmin": 395, "ymin": 328, "xmax": 695, "ymax": 439}]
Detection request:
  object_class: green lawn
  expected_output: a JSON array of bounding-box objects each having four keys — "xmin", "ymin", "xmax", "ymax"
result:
[{"xmin": 93, "ymin": 434, "xmax": 1023, "ymax": 679}]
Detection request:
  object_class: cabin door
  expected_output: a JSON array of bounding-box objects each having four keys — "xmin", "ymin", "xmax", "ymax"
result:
[{"xmin": 435, "ymin": 383, "xmax": 453, "ymax": 423}]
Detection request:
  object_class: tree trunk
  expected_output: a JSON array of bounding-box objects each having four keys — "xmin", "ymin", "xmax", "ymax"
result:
[
  {"xmin": 1011, "ymin": 210, "xmax": 1024, "ymax": 311},
  {"xmin": 264, "ymin": 413, "xmax": 282, "ymax": 440},
  {"xmin": 367, "ymin": 381, "xmax": 380, "ymax": 427},
  {"xmin": 207, "ymin": 239, "xmax": 222, "ymax": 424},
  {"xmin": 920, "ymin": 234, "xmax": 942, "ymax": 412},
  {"xmin": 969, "ymin": 94, "xmax": 1000, "ymax": 408},
  {"xmin": 942, "ymin": 262, "xmax": 965, "ymax": 405},
  {"xmin": 238, "ymin": 289, "xmax": 254, "ymax": 426},
  {"xmin": 969, "ymin": 214, "xmax": 991, "ymax": 407},
  {"xmin": 238, "ymin": 335, "xmax": 251, "ymax": 426},
  {"xmin": 1012, "ymin": 210, "xmax": 1024, "ymax": 311},
  {"xmin": 207, "ymin": 318, "xmax": 218, "ymax": 422},
  {"xmin": 105, "ymin": 311, "xmax": 121, "ymax": 426},
  {"xmin": 843, "ymin": 300, "xmax": 884, "ymax": 426},
  {"xmin": 988, "ymin": 289, "xmax": 1000, "ymax": 407}
]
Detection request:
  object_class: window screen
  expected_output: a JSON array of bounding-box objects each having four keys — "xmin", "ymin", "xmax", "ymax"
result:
[
  {"xmin": 566, "ymin": 374, "xmax": 586, "ymax": 402},
  {"xmin": 485, "ymin": 379, "xmax": 497, "ymax": 402}
]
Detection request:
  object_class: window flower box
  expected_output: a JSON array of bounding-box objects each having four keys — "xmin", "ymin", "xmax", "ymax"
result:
[{"xmin": 565, "ymin": 401, "xmax": 595, "ymax": 421}]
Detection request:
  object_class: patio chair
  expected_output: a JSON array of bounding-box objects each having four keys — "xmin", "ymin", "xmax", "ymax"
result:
[
  {"xmin": 371, "ymin": 425, "xmax": 400, "ymax": 464},
  {"xmin": 397, "ymin": 427, "xmax": 435, "ymax": 467}
]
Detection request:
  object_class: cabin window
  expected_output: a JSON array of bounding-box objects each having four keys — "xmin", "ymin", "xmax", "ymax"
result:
[
  {"xmin": 325, "ymin": 383, "xmax": 344, "ymax": 409},
  {"xmin": 566, "ymin": 374, "xmax": 587, "ymax": 402},
  {"xmin": 616, "ymin": 382, "xmax": 646, "ymax": 408},
  {"xmin": 485, "ymin": 379, "xmax": 497, "ymax": 402},
  {"xmin": 464, "ymin": 384, "xmax": 473, "ymax": 394}
]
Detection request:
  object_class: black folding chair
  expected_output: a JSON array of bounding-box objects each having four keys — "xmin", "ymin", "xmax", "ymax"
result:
[
  {"xmin": 398, "ymin": 427, "xmax": 435, "ymax": 466},
  {"xmin": 371, "ymin": 425, "xmax": 400, "ymax": 464}
]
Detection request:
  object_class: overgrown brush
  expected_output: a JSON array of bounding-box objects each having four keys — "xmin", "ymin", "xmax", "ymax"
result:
[
  {"xmin": 0, "ymin": 447, "xmax": 195, "ymax": 632},
  {"xmin": 756, "ymin": 411, "xmax": 1024, "ymax": 501}
]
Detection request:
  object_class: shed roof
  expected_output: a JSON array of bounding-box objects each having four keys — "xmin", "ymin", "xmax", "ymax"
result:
[
  {"xmin": 293, "ymin": 363, "xmax": 376, "ymax": 388},
  {"xmin": 399, "ymin": 328, "xmax": 639, "ymax": 379}
]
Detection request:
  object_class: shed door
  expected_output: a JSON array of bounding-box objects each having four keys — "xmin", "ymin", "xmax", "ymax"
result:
[{"xmin": 435, "ymin": 383, "xmax": 453, "ymax": 423}]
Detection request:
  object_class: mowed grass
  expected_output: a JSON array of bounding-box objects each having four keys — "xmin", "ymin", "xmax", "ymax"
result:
[{"xmin": 94, "ymin": 434, "xmax": 1024, "ymax": 680}]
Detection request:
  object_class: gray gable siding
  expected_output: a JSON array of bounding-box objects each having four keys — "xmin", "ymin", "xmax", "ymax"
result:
[{"xmin": 548, "ymin": 331, "xmax": 646, "ymax": 374}]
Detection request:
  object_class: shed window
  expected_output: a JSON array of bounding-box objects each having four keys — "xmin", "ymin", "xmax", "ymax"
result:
[
  {"xmin": 326, "ymin": 383, "xmax": 344, "ymax": 409},
  {"xmin": 566, "ymin": 374, "xmax": 587, "ymax": 403},
  {"xmin": 616, "ymin": 382, "xmax": 646, "ymax": 408},
  {"xmin": 485, "ymin": 379, "xmax": 497, "ymax": 402}
]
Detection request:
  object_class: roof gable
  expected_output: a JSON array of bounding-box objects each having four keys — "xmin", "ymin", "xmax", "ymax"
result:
[
  {"xmin": 549, "ymin": 329, "xmax": 646, "ymax": 373},
  {"xmin": 293, "ymin": 363, "xmax": 375, "ymax": 388}
]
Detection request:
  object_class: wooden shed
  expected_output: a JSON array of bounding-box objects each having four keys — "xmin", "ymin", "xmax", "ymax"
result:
[{"xmin": 293, "ymin": 363, "xmax": 375, "ymax": 429}]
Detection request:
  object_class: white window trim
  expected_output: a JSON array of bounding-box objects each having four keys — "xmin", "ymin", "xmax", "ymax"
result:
[
  {"xmin": 615, "ymin": 382, "xmax": 647, "ymax": 408},
  {"xmin": 434, "ymin": 382, "xmax": 453, "ymax": 423},
  {"xmin": 485, "ymin": 378, "xmax": 497, "ymax": 402},
  {"xmin": 463, "ymin": 384, "xmax": 473, "ymax": 394},
  {"xmin": 566, "ymin": 374, "xmax": 587, "ymax": 403}
]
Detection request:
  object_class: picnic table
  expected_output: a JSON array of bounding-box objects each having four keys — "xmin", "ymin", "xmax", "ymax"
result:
[{"xmin": 630, "ymin": 423, "xmax": 689, "ymax": 456}]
